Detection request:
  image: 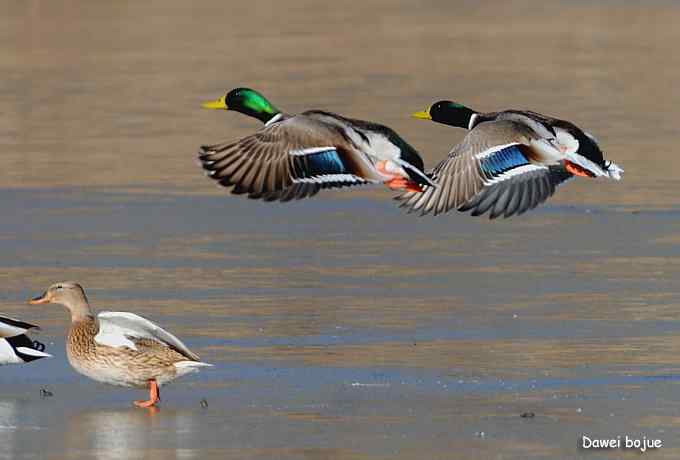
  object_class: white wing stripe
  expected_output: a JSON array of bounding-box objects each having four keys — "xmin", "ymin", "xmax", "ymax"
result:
[
  {"xmin": 293, "ymin": 174, "xmax": 367, "ymax": 184},
  {"xmin": 288, "ymin": 146, "xmax": 336, "ymax": 156},
  {"xmin": 484, "ymin": 164, "xmax": 546, "ymax": 185}
]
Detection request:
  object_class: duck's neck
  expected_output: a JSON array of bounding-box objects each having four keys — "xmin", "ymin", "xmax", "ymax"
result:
[
  {"xmin": 66, "ymin": 300, "xmax": 95, "ymax": 323},
  {"xmin": 236, "ymin": 93, "xmax": 281, "ymax": 124},
  {"xmin": 67, "ymin": 316, "xmax": 98, "ymax": 360},
  {"xmin": 68, "ymin": 316, "xmax": 97, "ymax": 337},
  {"xmin": 250, "ymin": 107, "xmax": 281, "ymax": 124},
  {"xmin": 435, "ymin": 104, "xmax": 477, "ymax": 129}
]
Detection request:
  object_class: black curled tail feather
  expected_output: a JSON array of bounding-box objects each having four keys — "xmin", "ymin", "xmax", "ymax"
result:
[{"xmin": 395, "ymin": 159, "xmax": 436, "ymax": 188}]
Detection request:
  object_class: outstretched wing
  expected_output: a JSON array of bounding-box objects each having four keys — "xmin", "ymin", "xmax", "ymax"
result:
[
  {"xmin": 458, "ymin": 163, "xmax": 573, "ymax": 218},
  {"xmin": 198, "ymin": 116, "xmax": 373, "ymax": 200},
  {"xmin": 396, "ymin": 120, "xmax": 574, "ymax": 218},
  {"xmin": 95, "ymin": 311, "xmax": 199, "ymax": 361}
]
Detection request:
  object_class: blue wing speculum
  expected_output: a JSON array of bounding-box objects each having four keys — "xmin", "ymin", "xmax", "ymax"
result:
[
  {"xmin": 290, "ymin": 147, "xmax": 367, "ymax": 185},
  {"xmin": 478, "ymin": 144, "xmax": 532, "ymax": 179}
]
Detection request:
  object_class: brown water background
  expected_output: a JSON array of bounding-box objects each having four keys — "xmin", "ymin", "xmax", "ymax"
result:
[{"xmin": 1, "ymin": 1, "xmax": 680, "ymax": 459}]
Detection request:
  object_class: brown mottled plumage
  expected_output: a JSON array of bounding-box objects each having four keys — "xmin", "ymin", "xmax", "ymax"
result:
[
  {"xmin": 67, "ymin": 318, "xmax": 192, "ymax": 388},
  {"xmin": 30, "ymin": 282, "xmax": 212, "ymax": 407}
]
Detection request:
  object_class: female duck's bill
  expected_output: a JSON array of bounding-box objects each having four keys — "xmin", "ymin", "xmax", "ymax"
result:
[
  {"xmin": 30, "ymin": 282, "xmax": 212, "ymax": 408},
  {"xmin": 30, "ymin": 292, "xmax": 49, "ymax": 304},
  {"xmin": 198, "ymin": 87, "xmax": 434, "ymax": 201}
]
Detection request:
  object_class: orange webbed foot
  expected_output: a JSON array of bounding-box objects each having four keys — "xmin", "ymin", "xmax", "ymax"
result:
[
  {"xmin": 385, "ymin": 177, "xmax": 423, "ymax": 192},
  {"xmin": 565, "ymin": 161, "xmax": 595, "ymax": 178},
  {"xmin": 133, "ymin": 379, "xmax": 160, "ymax": 408}
]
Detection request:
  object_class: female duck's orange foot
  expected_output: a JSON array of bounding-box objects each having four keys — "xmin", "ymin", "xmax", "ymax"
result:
[
  {"xmin": 134, "ymin": 399, "xmax": 158, "ymax": 408},
  {"xmin": 134, "ymin": 379, "xmax": 160, "ymax": 408},
  {"xmin": 385, "ymin": 177, "xmax": 423, "ymax": 192}
]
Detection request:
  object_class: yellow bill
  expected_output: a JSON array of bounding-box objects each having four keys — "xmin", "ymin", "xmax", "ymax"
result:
[
  {"xmin": 411, "ymin": 109, "xmax": 432, "ymax": 120},
  {"xmin": 202, "ymin": 96, "xmax": 228, "ymax": 110}
]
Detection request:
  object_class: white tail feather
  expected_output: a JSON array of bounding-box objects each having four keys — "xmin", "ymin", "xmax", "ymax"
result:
[
  {"xmin": 605, "ymin": 161, "xmax": 624, "ymax": 181},
  {"xmin": 173, "ymin": 361, "xmax": 213, "ymax": 377}
]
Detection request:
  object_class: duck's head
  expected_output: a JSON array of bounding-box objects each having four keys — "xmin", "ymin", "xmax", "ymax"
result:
[
  {"xmin": 30, "ymin": 282, "xmax": 92, "ymax": 320},
  {"xmin": 202, "ymin": 87, "xmax": 280, "ymax": 124},
  {"xmin": 412, "ymin": 101, "xmax": 477, "ymax": 129}
]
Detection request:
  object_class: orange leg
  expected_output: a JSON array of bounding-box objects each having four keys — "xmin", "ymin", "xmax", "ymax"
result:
[
  {"xmin": 385, "ymin": 177, "xmax": 423, "ymax": 192},
  {"xmin": 134, "ymin": 379, "xmax": 160, "ymax": 408}
]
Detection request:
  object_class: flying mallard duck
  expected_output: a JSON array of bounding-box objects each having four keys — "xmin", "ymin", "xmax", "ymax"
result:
[
  {"xmin": 396, "ymin": 101, "xmax": 623, "ymax": 218},
  {"xmin": 198, "ymin": 88, "xmax": 434, "ymax": 201},
  {"xmin": 0, "ymin": 315, "xmax": 51, "ymax": 365},
  {"xmin": 30, "ymin": 282, "xmax": 212, "ymax": 408}
]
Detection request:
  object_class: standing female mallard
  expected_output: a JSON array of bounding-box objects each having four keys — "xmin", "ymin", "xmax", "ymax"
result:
[
  {"xmin": 198, "ymin": 88, "xmax": 434, "ymax": 201},
  {"xmin": 30, "ymin": 282, "xmax": 212, "ymax": 408},
  {"xmin": 397, "ymin": 101, "xmax": 623, "ymax": 218},
  {"xmin": 0, "ymin": 315, "xmax": 51, "ymax": 365}
]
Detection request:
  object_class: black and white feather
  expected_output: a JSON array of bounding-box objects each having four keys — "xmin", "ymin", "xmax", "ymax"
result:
[
  {"xmin": 0, "ymin": 315, "xmax": 51, "ymax": 365},
  {"xmin": 476, "ymin": 110, "xmax": 623, "ymax": 180}
]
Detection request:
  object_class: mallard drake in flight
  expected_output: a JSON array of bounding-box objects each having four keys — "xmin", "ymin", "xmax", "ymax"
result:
[
  {"xmin": 397, "ymin": 101, "xmax": 623, "ymax": 218},
  {"xmin": 30, "ymin": 282, "xmax": 212, "ymax": 408},
  {"xmin": 0, "ymin": 315, "xmax": 51, "ymax": 365},
  {"xmin": 199, "ymin": 88, "xmax": 434, "ymax": 201}
]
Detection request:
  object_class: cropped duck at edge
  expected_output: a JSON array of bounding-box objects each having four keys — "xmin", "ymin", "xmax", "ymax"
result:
[
  {"xmin": 398, "ymin": 101, "xmax": 623, "ymax": 218},
  {"xmin": 0, "ymin": 315, "xmax": 51, "ymax": 365},
  {"xmin": 198, "ymin": 87, "xmax": 434, "ymax": 201}
]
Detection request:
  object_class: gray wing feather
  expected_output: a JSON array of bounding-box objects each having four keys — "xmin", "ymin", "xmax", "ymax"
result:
[
  {"xmin": 459, "ymin": 164, "xmax": 574, "ymax": 218},
  {"xmin": 199, "ymin": 116, "xmax": 373, "ymax": 201}
]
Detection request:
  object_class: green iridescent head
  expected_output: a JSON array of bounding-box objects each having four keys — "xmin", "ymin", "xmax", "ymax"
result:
[
  {"xmin": 412, "ymin": 100, "xmax": 477, "ymax": 128},
  {"xmin": 202, "ymin": 87, "xmax": 280, "ymax": 123}
]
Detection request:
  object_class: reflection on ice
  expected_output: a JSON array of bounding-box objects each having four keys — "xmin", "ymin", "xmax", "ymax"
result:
[{"xmin": 65, "ymin": 408, "xmax": 200, "ymax": 460}]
